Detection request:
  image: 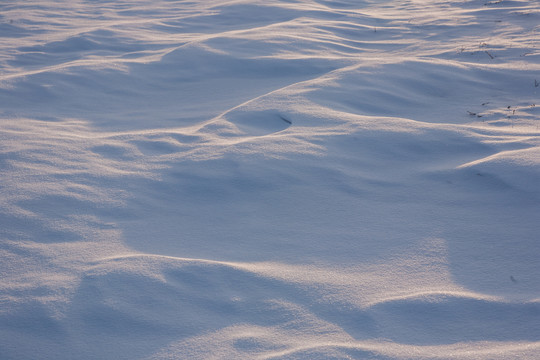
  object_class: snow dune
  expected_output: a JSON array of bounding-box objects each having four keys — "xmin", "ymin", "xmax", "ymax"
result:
[{"xmin": 1, "ymin": 0, "xmax": 539, "ymax": 359}]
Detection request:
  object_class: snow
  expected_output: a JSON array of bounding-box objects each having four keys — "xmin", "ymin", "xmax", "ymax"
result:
[{"xmin": 1, "ymin": 0, "xmax": 539, "ymax": 359}]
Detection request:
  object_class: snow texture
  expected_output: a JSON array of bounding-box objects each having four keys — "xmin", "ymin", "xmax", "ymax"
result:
[{"xmin": 1, "ymin": 0, "xmax": 539, "ymax": 359}]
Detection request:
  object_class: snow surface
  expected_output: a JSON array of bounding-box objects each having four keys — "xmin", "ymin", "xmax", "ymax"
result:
[{"xmin": 1, "ymin": 0, "xmax": 540, "ymax": 359}]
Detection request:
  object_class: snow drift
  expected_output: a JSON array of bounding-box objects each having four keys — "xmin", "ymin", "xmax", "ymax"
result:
[{"xmin": 1, "ymin": 0, "xmax": 539, "ymax": 359}]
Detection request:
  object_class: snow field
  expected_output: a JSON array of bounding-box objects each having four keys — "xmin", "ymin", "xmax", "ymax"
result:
[{"xmin": 1, "ymin": 0, "xmax": 539, "ymax": 359}]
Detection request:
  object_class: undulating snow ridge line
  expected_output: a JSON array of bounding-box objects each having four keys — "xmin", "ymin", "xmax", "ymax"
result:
[
  {"xmin": 78, "ymin": 251, "xmax": 540, "ymax": 355},
  {"xmin": 3, "ymin": 0, "xmax": 537, "ymax": 82},
  {"xmin": 151, "ymin": 333, "xmax": 540, "ymax": 360},
  {"xmin": 459, "ymin": 146, "xmax": 540, "ymax": 167},
  {"xmin": 91, "ymin": 246, "xmax": 538, "ymax": 311},
  {"xmin": 241, "ymin": 340, "xmax": 540, "ymax": 360}
]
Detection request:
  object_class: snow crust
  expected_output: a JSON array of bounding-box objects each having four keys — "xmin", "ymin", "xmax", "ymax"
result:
[{"xmin": 1, "ymin": 0, "xmax": 539, "ymax": 359}]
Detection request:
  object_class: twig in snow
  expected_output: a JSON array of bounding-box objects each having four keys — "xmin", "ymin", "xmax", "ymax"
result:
[
  {"xmin": 467, "ymin": 111, "xmax": 483, "ymax": 119},
  {"xmin": 279, "ymin": 115, "xmax": 292, "ymax": 125}
]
